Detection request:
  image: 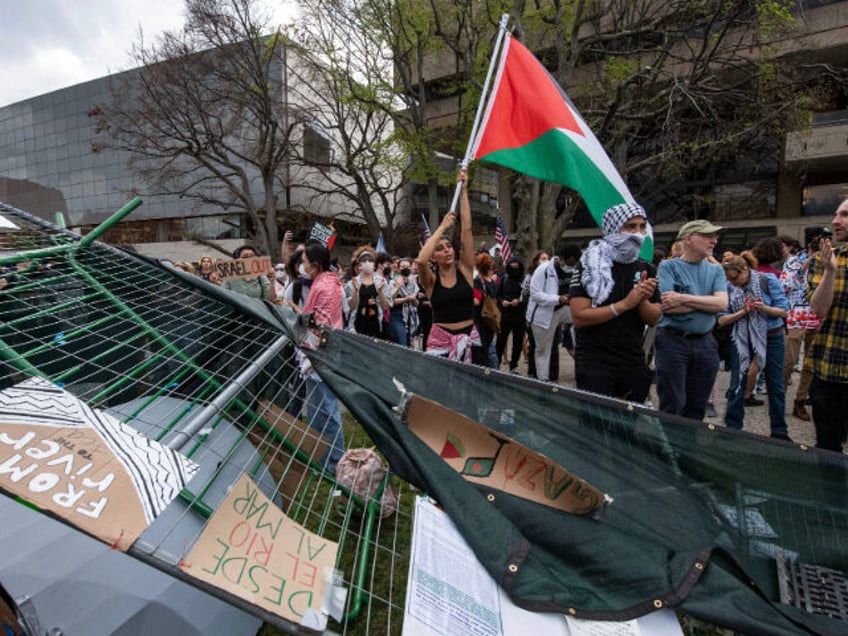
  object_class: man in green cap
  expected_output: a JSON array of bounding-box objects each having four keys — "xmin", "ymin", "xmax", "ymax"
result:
[{"xmin": 655, "ymin": 220, "xmax": 728, "ymax": 420}]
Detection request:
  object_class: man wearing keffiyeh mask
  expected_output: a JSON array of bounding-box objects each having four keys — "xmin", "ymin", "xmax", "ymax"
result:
[{"xmin": 568, "ymin": 202, "xmax": 661, "ymax": 402}]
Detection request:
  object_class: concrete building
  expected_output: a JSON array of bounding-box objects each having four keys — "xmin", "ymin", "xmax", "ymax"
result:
[{"xmin": 410, "ymin": 1, "xmax": 848, "ymax": 252}]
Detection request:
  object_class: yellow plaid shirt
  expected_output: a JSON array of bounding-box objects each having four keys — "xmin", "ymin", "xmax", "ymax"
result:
[{"xmin": 808, "ymin": 246, "xmax": 848, "ymax": 383}]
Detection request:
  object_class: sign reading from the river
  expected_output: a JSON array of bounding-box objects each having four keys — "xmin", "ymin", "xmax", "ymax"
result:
[
  {"xmin": 0, "ymin": 377, "xmax": 199, "ymax": 551},
  {"xmin": 184, "ymin": 473, "xmax": 339, "ymax": 626}
]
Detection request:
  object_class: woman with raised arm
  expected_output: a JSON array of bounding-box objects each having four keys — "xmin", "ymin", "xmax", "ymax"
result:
[{"xmin": 414, "ymin": 169, "xmax": 479, "ymax": 363}]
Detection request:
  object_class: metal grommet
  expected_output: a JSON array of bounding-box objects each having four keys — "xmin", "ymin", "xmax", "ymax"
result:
[
  {"xmin": 653, "ymin": 599, "xmax": 663, "ymax": 608},
  {"xmin": 484, "ymin": 368, "xmax": 491, "ymax": 375},
  {"xmin": 707, "ymin": 423, "xmax": 716, "ymax": 431},
  {"xmin": 552, "ymin": 387, "xmax": 559, "ymax": 393},
  {"xmin": 508, "ymin": 563, "xmax": 518, "ymax": 573},
  {"xmin": 486, "ymin": 493, "xmax": 495, "ymax": 503},
  {"xmin": 800, "ymin": 444, "xmax": 809, "ymax": 451},
  {"xmin": 567, "ymin": 608, "xmax": 576, "ymax": 615},
  {"xmin": 695, "ymin": 562, "xmax": 704, "ymax": 570},
  {"xmin": 627, "ymin": 404, "xmax": 634, "ymax": 412}
]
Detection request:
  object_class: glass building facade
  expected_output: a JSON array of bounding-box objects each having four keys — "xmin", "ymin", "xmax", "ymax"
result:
[{"xmin": 0, "ymin": 70, "xmax": 190, "ymax": 227}]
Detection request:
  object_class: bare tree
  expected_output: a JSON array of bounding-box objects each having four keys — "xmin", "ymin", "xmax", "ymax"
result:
[
  {"xmin": 94, "ymin": 0, "xmax": 295, "ymax": 260},
  {"xmin": 421, "ymin": 0, "xmax": 841, "ymax": 255},
  {"xmin": 293, "ymin": 0, "xmax": 506, "ymax": 241},
  {"xmin": 286, "ymin": 1, "xmax": 409, "ymax": 249}
]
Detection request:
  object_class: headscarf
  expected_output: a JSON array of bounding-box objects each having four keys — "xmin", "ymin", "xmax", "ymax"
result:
[
  {"xmin": 727, "ymin": 268, "xmax": 769, "ymax": 377},
  {"xmin": 580, "ymin": 202, "xmax": 650, "ymax": 306}
]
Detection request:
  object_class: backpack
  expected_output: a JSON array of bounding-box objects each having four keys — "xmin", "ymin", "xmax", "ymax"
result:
[
  {"xmin": 334, "ymin": 448, "xmax": 398, "ymax": 518},
  {"xmin": 481, "ymin": 292, "xmax": 501, "ymax": 334}
]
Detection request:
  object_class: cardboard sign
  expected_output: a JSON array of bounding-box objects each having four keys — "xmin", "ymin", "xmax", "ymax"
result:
[
  {"xmin": 184, "ymin": 473, "xmax": 339, "ymax": 626},
  {"xmin": 0, "ymin": 377, "xmax": 199, "ymax": 551},
  {"xmin": 402, "ymin": 394, "xmax": 609, "ymax": 517},
  {"xmin": 215, "ymin": 256, "xmax": 273, "ymax": 281},
  {"xmin": 250, "ymin": 400, "xmax": 331, "ymax": 511},
  {"xmin": 307, "ymin": 221, "xmax": 336, "ymax": 249}
]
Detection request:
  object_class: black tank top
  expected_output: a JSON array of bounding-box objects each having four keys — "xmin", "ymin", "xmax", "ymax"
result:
[{"xmin": 431, "ymin": 267, "xmax": 474, "ymax": 324}]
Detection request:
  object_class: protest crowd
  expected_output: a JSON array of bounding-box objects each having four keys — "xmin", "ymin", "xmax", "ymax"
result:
[{"xmin": 186, "ymin": 181, "xmax": 848, "ymax": 456}]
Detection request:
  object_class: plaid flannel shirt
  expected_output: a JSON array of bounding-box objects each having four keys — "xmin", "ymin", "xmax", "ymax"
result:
[{"xmin": 808, "ymin": 247, "xmax": 848, "ymax": 383}]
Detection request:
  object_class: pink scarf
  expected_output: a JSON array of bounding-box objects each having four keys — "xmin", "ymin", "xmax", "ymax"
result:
[{"xmin": 426, "ymin": 324, "xmax": 481, "ymax": 363}]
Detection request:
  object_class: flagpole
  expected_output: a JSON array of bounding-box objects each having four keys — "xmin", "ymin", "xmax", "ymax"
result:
[{"xmin": 447, "ymin": 13, "xmax": 511, "ymax": 213}]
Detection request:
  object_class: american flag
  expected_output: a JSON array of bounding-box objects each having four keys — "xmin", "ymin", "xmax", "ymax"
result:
[
  {"xmin": 494, "ymin": 215, "xmax": 512, "ymax": 262},
  {"xmin": 421, "ymin": 212, "xmax": 431, "ymax": 242}
]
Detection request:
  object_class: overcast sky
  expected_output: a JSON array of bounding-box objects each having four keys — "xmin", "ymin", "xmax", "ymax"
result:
[{"xmin": 1, "ymin": 0, "xmax": 296, "ymax": 108}]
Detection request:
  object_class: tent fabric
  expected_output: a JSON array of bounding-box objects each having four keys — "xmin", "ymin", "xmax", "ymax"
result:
[
  {"xmin": 2, "ymin": 200, "xmax": 848, "ymax": 634},
  {"xmin": 300, "ymin": 325, "xmax": 848, "ymax": 636},
  {"xmin": 0, "ymin": 496, "xmax": 261, "ymax": 636}
]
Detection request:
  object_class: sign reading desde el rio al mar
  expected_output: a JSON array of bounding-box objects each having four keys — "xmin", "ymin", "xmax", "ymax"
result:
[
  {"xmin": 184, "ymin": 473, "xmax": 339, "ymax": 626},
  {"xmin": 215, "ymin": 256, "xmax": 273, "ymax": 281}
]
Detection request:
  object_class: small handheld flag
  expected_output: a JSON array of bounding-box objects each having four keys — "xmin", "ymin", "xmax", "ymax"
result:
[
  {"xmin": 494, "ymin": 216, "xmax": 512, "ymax": 262},
  {"xmin": 421, "ymin": 213, "xmax": 432, "ymax": 243}
]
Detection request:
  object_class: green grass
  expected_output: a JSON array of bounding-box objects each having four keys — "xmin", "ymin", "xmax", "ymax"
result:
[
  {"xmin": 258, "ymin": 413, "xmax": 737, "ymax": 636},
  {"xmin": 260, "ymin": 412, "xmax": 414, "ymax": 636}
]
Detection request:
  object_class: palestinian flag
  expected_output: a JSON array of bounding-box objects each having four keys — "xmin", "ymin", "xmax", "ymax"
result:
[{"xmin": 471, "ymin": 34, "xmax": 642, "ymax": 236}]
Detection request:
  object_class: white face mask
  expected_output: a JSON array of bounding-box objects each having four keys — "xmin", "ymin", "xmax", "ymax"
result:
[
  {"xmin": 298, "ymin": 264, "xmax": 307, "ymax": 277},
  {"xmin": 359, "ymin": 261, "xmax": 374, "ymax": 275}
]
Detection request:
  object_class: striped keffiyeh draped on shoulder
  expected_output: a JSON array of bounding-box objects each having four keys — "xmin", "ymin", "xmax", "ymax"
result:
[{"xmin": 728, "ymin": 270, "xmax": 768, "ymax": 376}]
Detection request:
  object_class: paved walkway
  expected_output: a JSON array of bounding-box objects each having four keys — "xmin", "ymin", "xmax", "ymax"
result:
[{"xmin": 509, "ymin": 343, "xmax": 818, "ymax": 448}]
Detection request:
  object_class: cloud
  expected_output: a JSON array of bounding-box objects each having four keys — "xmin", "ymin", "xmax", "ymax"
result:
[
  {"xmin": 0, "ymin": 0, "xmax": 186, "ymax": 107},
  {"xmin": 0, "ymin": 0, "xmax": 298, "ymax": 108}
]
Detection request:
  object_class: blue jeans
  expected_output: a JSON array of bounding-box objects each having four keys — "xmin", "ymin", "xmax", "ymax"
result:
[
  {"xmin": 655, "ymin": 328, "xmax": 719, "ymax": 421},
  {"xmin": 725, "ymin": 333, "xmax": 787, "ymax": 436},
  {"xmin": 305, "ymin": 377, "xmax": 345, "ymax": 474},
  {"xmin": 388, "ymin": 310, "xmax": 408, "ymax": 346}
]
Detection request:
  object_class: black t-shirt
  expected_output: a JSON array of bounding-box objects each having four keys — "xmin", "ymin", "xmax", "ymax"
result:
[
  {"xmin": 354, "ymin": 282, "xmax": 382, "ymax": 337},
  {"xmin": 569, "ymin": 260, "xmax": 660, "ymax": 367}
]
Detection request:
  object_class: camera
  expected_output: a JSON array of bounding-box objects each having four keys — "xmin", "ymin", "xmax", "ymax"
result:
[{"xmin": 383, "ymin": 266, "xmax": 392, "ymax": 277}]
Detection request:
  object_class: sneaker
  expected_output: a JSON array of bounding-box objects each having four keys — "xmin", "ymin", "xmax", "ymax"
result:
[
  {"xmin": 770, "ymin": 432, "xmax": 793, "ymax": 443},
  {"xmin": 705, "ymin": 403, "xmax": 718, "ymax": 418},
  {"xmin": 744, "ymin": 396, "xmax": 765, "ymax": 407},
  {"xmin": 755, "ymin": 386, "xmax": 767, "ymax": 395}
]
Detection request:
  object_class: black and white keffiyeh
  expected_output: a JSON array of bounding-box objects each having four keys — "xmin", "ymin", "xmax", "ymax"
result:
[
  {"xmin": 728, "ymin": 269, "xmax": 769, "ymax": 376},
  {"xmin": 580, "ymin": 203, "xmax": 649, "ymax": 306}
]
